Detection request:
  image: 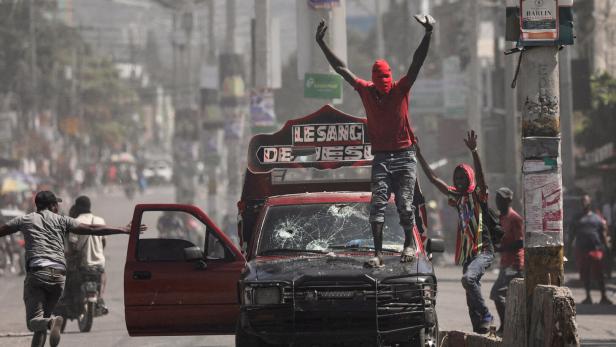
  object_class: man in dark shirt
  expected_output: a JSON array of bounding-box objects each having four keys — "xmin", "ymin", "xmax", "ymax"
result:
[
  {"xmin": 0, "ymin": 191, "xmax": 138, "ymax": 347},
  {"xmin": 489, "ymin": 187, "xmax": 524, "ymax": 333},
  {"xmin": 316, "ymin": 14, "xmax": 434, "ymax": 267},
  {"xmin": 571, "ymin": 194, "xmax": 612, "ymax": 305}
]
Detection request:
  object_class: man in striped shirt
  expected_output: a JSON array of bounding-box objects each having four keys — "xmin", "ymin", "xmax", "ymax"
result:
[{"xmin": 417, "ymin": 130, "xmax": 495, "ymax": 334}]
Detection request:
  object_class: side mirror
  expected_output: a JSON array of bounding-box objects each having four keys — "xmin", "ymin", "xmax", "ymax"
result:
[
  {"xmin": 426, "ymin": 238, "xmax": 445, "ymax": 254},
  {"xmin": 183, "ymin": 246, "xmax": 204, "ymax": 262}
]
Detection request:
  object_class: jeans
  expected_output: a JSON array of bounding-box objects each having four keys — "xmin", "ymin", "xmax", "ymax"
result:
[
  {"xmin": 461, "ymin": 252, "xmax": 494, "ymax": 332},
  {"xmin": 23, "ymin": 269, "xmax": 65, "ymax": 347},
  {"xmin": 369, "ymin": 148, "xmax": 417, "ymax": 230},
  {"xmin": 489, "ymin": 266, "xmax": 523, "ymax": 328}
]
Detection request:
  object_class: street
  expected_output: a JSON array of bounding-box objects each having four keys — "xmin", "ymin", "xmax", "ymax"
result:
[{"xmin": 1, "ymin": 186, "xmax": 615, "ymax": 347}]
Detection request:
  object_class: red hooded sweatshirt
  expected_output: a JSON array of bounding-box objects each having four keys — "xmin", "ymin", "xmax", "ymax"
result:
[{"xmin": 354, "ymin": 59, "xmax": 415, "ymax": 153}]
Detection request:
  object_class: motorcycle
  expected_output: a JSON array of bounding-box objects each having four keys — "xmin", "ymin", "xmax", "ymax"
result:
[
  {"xmin": 54, "ymin": 266, "xmax": 107, "ymax": 332},
  {"xmin": 123, "ymin": 183, "xmax": 136, "ymax": 200},
  {"xmin": 0, "ymin": 209, "xmax": 26, "ymax": 276}
]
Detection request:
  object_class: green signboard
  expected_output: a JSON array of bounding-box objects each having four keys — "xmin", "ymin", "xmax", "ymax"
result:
[{"xmin": 304, "ymin": 73, "xmax": 342, "ymax": 99}]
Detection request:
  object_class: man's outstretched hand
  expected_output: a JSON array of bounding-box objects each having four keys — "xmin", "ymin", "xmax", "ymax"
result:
[
  {"xmin": 316, "ymin": 19, "xmax": 327, "ymax": 43},
  {"xmin": 464, "ymin": 130, "xmax": 478, "ymax": 152},
  {"xmin": 413, "ymin": 14, "xmax": 435, "ymax": 32},
  {"xmin": 125, "ymin": 223, "xmax": 148, "ymax": 234}
]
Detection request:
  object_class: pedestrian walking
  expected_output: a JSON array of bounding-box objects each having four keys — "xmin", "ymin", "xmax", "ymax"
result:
[
  {"xmin": 0, "ymin": 191, "xmax": 139, "ymax": 347},
  {"xmin": 570, "ymin": 194, "xmax": 613, "ymax": 305},
  {"xmin": 316, "ymin": 14, "xmax": 435, "ymax": 267},
  {"xmin": 416, "ymin": 130, "xmax": 495, "ymax": 333},
  {"xmin": 489, "ymin": 187, "xmax": 524, "ymax": 334}
]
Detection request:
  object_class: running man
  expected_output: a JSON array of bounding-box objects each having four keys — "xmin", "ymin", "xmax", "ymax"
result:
[{"xmin": 0, "ymin": 191, "xmax": 141, "ymax": 347}]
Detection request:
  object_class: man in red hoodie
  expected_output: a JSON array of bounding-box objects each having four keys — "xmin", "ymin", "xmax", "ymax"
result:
[
  {"xmin": 316, "ymin": 15, "xmax": 434, "ymax": 267},
  {"xmin": 417, "ymin": 131, "xmax": 495, "ymax": 334}
]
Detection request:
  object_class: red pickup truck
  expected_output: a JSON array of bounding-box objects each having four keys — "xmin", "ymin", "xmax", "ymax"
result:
[{"xmin": 123, "ymin": 105, "xmax": 444, "ymax": 347}]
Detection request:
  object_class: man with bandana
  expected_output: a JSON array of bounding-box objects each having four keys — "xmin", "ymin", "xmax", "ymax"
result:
[
  {"xmin": 416, "ymin": 131, "xmax": 495, "ymax": 334},
  {"xmin": 316, "ymin": 15, "xmax": 435, "ymax": 268}
]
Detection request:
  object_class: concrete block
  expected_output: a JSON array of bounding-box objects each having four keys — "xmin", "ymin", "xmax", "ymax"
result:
[{"xmin": 529, "ymin": 285, "xmax": 580, "ymax": 347}]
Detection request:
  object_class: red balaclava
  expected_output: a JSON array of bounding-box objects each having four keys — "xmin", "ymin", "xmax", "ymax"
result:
[
  {"xmin": 453, "ymin": 163, "xmax": 477, "ymax": 194},
  {"xmin": 372, "ymin": 59, "xmax": 393, "ymax": 94}
]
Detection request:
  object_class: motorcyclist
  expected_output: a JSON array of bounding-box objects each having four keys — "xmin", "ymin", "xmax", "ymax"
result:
[
  {"xmin": 66, "ymin": 196, "xmax": 109, "ymax": 314},
  {"xmin": 157, "ymin": 211, "xmax": 185, "ymax": 239}
]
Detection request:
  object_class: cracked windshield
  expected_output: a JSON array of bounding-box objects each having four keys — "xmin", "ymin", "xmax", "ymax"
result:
[{"xmin": 258, "ymin": 203, "xmax": 409, "ymax": 254}]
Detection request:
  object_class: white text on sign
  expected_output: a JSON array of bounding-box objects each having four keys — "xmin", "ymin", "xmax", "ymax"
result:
[{"xmin": 292, "ymin": 124, "xmax": 364, "ymax": 144}]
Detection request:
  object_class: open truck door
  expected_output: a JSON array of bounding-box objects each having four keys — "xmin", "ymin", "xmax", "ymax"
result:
[{"xmin": 124, "ymin": 204, "xmax": 245, "ymax": 336}]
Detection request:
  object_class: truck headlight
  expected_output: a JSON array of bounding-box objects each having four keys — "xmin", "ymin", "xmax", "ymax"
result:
[
  {"xmin": 393, "ymin": 284, "xmax": 420, "ymax": 301},
  {"xmin": 422, "ymin": 283, "xmax": 435, "ymax": 300},
  {"xmin": 254, "ymin": 286, "xmax": 281, "ymax": 305},
  {"xmin": 242, "ymin": 285, "xmax": 282, "ymax": 305}
]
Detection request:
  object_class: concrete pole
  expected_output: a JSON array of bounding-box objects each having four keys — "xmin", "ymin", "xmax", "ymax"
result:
[
  {"xmin": 203, "ymin": 0, "xmax": 220, "ymax": 223},
  {"xmin": 207, "ymin": 0, "xmax": 215, "ymax": 61},
  {"xmin": 505, "ymin": 42, "xmax": 522, "ymax": 209},
  {"xmin": 225, "ymin": 0, "xmax": 236, "ymax": 53},
  {"xmin": 519, "ymin": 46, "xmax": 564, "ymax": 339},
  {"xmin": 254, "ymin": 0, "xmax": 271, "ymax": 88},
  {"xmin": 559, "ymin": 47, "xmax": 576, "ymax": 189},
  {"xmin": 29, "ymin": 0, "xmax": 38, "ymax": 130},
  {"xmin": 466, "ymin": 0, "xmax": 483, "ymax": 156},
  {"xmin": 375, "ymin": 0, "xmax": 385, "ymax": 58},
  {"xmin": 172, "ymin": 11, "xmax": 179, "ymax": 107}
]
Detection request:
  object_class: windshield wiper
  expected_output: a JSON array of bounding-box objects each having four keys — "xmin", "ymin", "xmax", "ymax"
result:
[
  {"xmin": 328, "ymin": 245, "xmax": 400, "ymax": 253},
  {"xmin": 259, "ymin": 248, "xmax": 329, "ymax": 255}
]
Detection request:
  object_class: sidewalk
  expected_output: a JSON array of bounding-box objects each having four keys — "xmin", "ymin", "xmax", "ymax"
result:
[{"xmin": 434, "ymin": 261, "xmax": 616, "ymax": 346}]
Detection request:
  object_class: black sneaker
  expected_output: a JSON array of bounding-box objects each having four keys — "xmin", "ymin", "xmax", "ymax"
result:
[
  {"xmin": 476, "ymin": 314, "xmax": 494, "ymax": 334},
  {"xmin": 580, "ymin": 297, "xmax": 593, "ymax": 305},
  {"xmin": 97, "ymin": 298, "xmax": 110, "ymax": 315},
  {"xmin": 49, "ymin": 316, "xmax": 63, "ymax": 347}
]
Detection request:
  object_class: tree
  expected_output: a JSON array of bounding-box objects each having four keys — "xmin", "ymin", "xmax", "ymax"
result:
[
  {"xmin": 0, "ymin": 0, "xmax": 144, "ymax": 157},
  {"xmin": 576, "ymin": 72, "xmax": 616, "ymax": 149}
]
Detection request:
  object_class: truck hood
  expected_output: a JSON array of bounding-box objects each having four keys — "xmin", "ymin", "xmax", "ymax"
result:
[{"xmin": 245, "ymin": 253, "xmax": 434, "ymax": 283}]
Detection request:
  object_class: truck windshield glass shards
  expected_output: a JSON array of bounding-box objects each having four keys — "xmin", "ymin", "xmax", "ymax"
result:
[{"xmin": 257, "ymin": 202, "xmax": 411, "ymax": 254}]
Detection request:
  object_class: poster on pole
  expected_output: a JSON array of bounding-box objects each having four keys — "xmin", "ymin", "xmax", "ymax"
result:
[
  {"xmin": 308, "ymin": 0, "xmax": 340, "ymax": 9},
  {"xmin": 520, "ymin": 0, "xmax": 558, "ymax": 45},
  {"xmin": 523, "ymin": 159, "xmax": 563, "ymax": 247},
  {"xmin": 250, "ymin": 89, "xmax": 276, "ymax": 128}
]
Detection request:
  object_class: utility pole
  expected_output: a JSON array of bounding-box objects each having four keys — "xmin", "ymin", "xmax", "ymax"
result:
[
  {"xmin": 505, "ymin": 1, "xmax": 576, "ymax": 342},
  {"xmin": 505, "ymin": 41, "xmax": 521, "ymax": 208},
  {"xmin": 375, "ymin": 0, "xmax": 384, "ymax": 58},
  {"xmin": 29, "ymin": 0, "xmax": 38, "ymax": 130},
  {"xmin": 519, "ymin": 46, "xmax": 564, "ymax": 336},
  {"xmin": 466, "ymin": 0, "xmax": 483, "ymax": 157},
  {"xmin": 221, "ymin": 0, "xmax": 247, "ymax": 215},
  {"xmin": 202, "ymin": 0, "xmax": 221, "ymax": 224},
  {"xmin": 559, "ymin": 47, "xmax": 575, "ymax": 189},
  {"xmin": 225, "ymin": 0, "xmax": 236, "ymax": 54}
]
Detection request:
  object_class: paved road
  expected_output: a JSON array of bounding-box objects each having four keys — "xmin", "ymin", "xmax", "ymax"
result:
[{"xmin": 1, "ymin": 186, "xmax": 615, "ymax": 346}]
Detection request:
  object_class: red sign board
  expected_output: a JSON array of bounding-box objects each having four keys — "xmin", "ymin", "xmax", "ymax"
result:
[{"xmin": 247, "ymin": 105, "xmax": 373, "ymax": 173}]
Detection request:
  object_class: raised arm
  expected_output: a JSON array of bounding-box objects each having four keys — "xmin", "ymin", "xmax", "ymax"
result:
[
  {"xmin": 406, "ymin": 15, "xmax": 435, "ymax": 87},
  {"xmin": 316, "ymin": 20, "xmax": 358, "ymax": 87},
  {"xmin": 0, "ymin": 224, "xmax": 17, "ymax": 237},
  {"xmin": 416, "ymin": 143, "xmax": 450, "ymax": 196},
  {"xmin": 464, "ymin": 130, "xmax": 487, "ymax": 196},
  {"xmin": 71, "ymin": 223, "xmax": 130, "ymax": 236}
]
